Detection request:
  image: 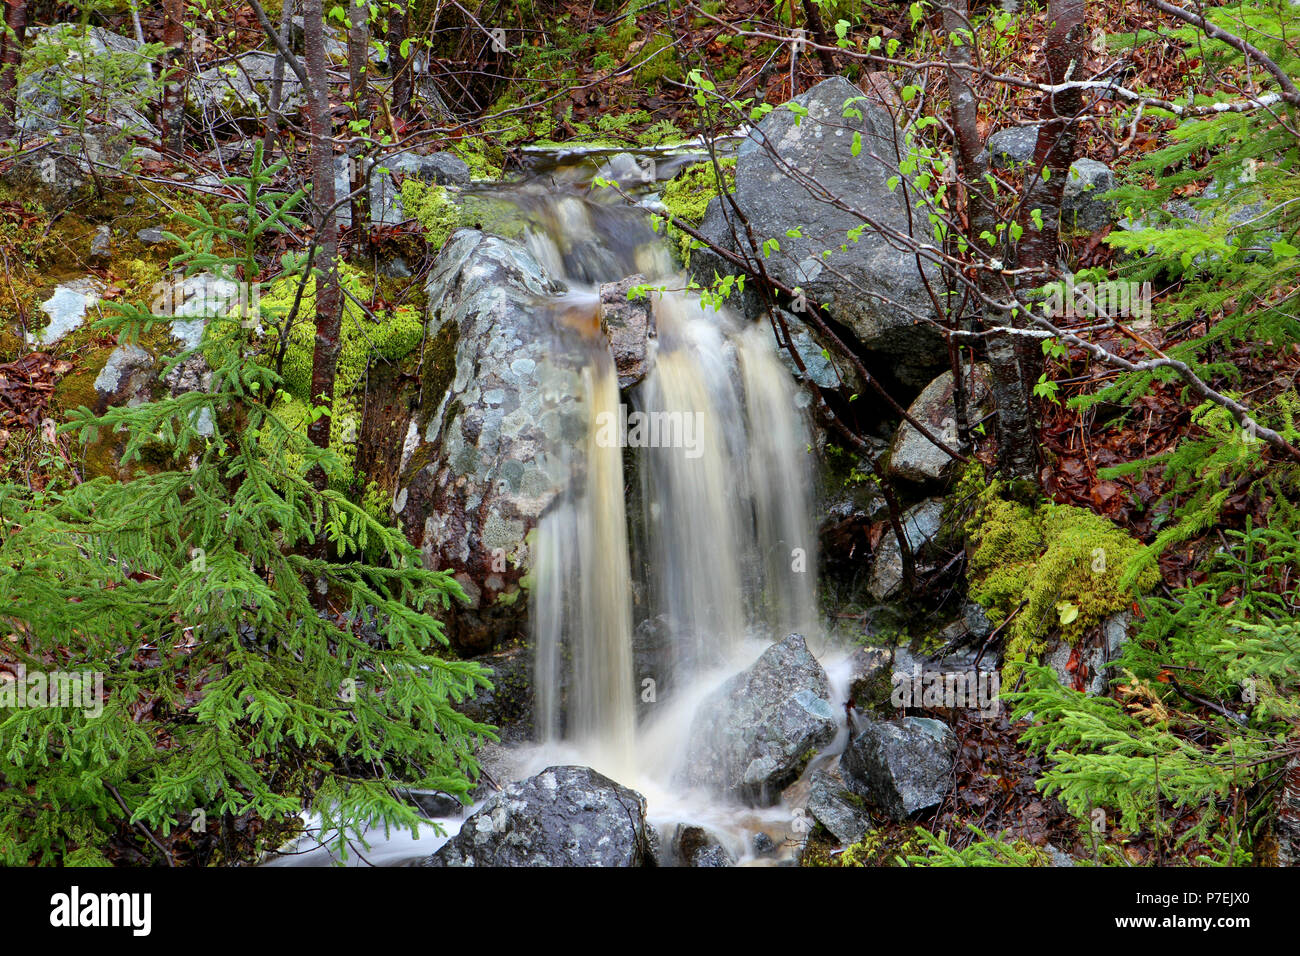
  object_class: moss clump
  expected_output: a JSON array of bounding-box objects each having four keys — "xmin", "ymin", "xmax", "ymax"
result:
[
  {"xmin": 258, "ymin": 264, "xmax": 424, "ymax": 490},
  {"xmin": 659, "ymin": 158, "xmax": 735, "ymax": 265},
  {"xmin": 965, "ymin": 479, "xmax": 1159, "ymax": 684},
  {"xmin": 633, "ymin": 34, "xmax": 684, "ymax": 87},
  {"xmin": 451, "ymin": 136, "xmax": 505, "ymax": 180},
  {"xmin": 400, "ymin": 180, "xmax": 461, "ymax": 250},
  {"xmin": 420, "ymin": 318, "xmax": 460, "ymax": 420},
  {"xmin": 805, "ymin": 826, "xmax": 925, "ymax": 866}
]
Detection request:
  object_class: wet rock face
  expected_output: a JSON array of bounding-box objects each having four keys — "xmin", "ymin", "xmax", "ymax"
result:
[
  {"xmin": 396, "ymin": 229, "xmax": 590, "ymax": 653},
  {"xmin": 425, "ymin": 766, "xmax": 652, "ymax": 867},
  {"xmin": 690, "ymin": 76, "xmax": 946, "ymax": 387},
  {"xmin": 598, "ymin": 274, "xmax": 654, "ymax": 389},
  {"xmin": 682, "ymin": 633, "xmax": 838, "ymax": 804},
  {"xmin": 867, "ymin": 497, "xmax": 947, "ymax": 601},
  {"xmin": 807, "ymin": 766, "xmax": 871, "ymax": 845},
  {"xmin": 450, "ymin": 643, "xmax": 535, "ymax": 743},
  {"xmin": 842, "ymin": 716, "xmax": 956, "ymax": 820},
  {"xmin": 667, "ymin": 824, "xmax": 736, "ymax": 867}
]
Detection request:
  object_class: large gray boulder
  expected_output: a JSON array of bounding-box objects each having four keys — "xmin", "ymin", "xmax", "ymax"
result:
[
  {"xmin": 426, "ymin": 766, "xmax": 652, "ymax": 867},
  {"xmin": 369, "ymin": 149, "xmax": 471, "ymax": 225},
  {"xmin": 1061, "ymin": 158, "xmax": 1116, "ymax": 233},
  {"xmin": 193, "ymin": 51, "xmax": 304, "ymax": 119},
  {"xmin": 395, "ymin": 230, "xmax": 591, "ymax": 652},
  {"xmin": 682, "ymin": 633, "xmax": 838, "ymax": 803},
  {"xmin": 691, "ymin": 76, "xmax": 945, "ymax": 386},
  {"xmin": 842, "ymin": 716, "xmax": 956, "ymax": 819}
]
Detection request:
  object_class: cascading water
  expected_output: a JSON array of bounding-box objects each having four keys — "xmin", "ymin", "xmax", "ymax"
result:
[
  {"xmin": 523, "ymin": 153, "xmax": 827, "ymax": 836},
  {"xmin": 276, "ymin": 149, "xmax": 841, "ymax": 865}
]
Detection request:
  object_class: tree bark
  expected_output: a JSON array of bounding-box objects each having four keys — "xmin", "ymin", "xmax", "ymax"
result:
[
  {"xmin": 0, "ymin": 0, "xmax": 29, "ymax": 141},
  {"xmin": 943, "ymin": 0, "xmax": 1040, "ymax": 481},
  {"xmin": 799, "ymin": 0, "xmax": 837, "ymax": 74},
  {"xmin": 1015, "ymin": 0, "xmax": 1087, "ymax": 273},
  {"xmin": 262, "ymin": 0, "xmax": 296, "ymax": 154},
  {"xmin": 388, "ymin": 4, "xmax": 411, "ymax": 119},
  {"xmin": 1011, "ymin": 0, "xmax": 1087, "ymax": 424},
  {"xmin": 302, "ymin": 0, "xmax": 343, "ymax": 474},
  {"xmin": 347, "ymin": 0, "xmax": 371, "ymax": 243},
  {"xmin": 161, "ymin": 0, "xmax": 185, "ymax": 153}
]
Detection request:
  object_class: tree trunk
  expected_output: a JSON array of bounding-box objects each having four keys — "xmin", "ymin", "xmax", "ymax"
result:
[
  {"xmin": 388, "ymin": 4, "xmax": 410, "ymax": 119},
  {"xmin": 161, "ymin": 0, "xmax": 185, "ymax": 153},
  {"xmin": 943, "ymin": 0, "xmax": 1040, "ymax": 481},
  {"xmin": 262, "ymin": 0, "xmax": 296, "ymax": 154},
  {"xmin": 799, "ymin": 0, "xmax": 837, "ymax": 74},
  {"xmin": 1011, "ymin": 0, "xmax": 1087, "ymax": 424},
  {"xmin": 347, "ymin": 0, "xmax": 371, "ymax": 243},
  {"xmin": 0, "ymin": 0, "xmax": 29, "ymax": 141},
  {"xmin": 302, "ymin": 0, "xmax": 343, "ymax": 473}
]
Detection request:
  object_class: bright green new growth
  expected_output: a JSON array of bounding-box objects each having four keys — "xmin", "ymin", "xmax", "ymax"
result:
[
  {"xmin": 400, "ymin": 179, "xmax": 461, "ymax": 249},
  {"xmin": 0, "ymin": 145, "xmax": 493, "ymax": 866},
  {"xmin": 260, "ymin": 265, "xmax": 424, "ymax": 490},
  {"xmin": 659, "ymin": 158, "xmax": 735, "ymax": 264},
  {"xmin": 965, "ymin": 479, "xmax": 1158, "ymax": 685}
]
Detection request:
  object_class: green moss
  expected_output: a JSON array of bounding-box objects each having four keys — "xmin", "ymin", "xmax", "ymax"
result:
[
  {"xmin": 451, "ymin": 136, "xmax": 505, "ymax": 180},
  {"xmin": 805, "ymin": 825, "xmax": 925, "ymax": 866},
  {"xmin": 633, "ymin": 34, "xmax": 683, "ymax": 87},
  {"xmin": 400, "ymin": 180, "xmax": 461, "ymax": 250},
  {"xmin": 965, "ymin": 479, "xmax": 1160, "ymax": 684},
  {"xmin": 659, "ymin": 159, "xmax": 735, "ymax": 265},
  {"xmin": 420, "ymin": 318, "xmax": 461, "ymax": 418},
  {"xmin": 257, "ymin": 264, "xmax": 424, "ymax": 491}
]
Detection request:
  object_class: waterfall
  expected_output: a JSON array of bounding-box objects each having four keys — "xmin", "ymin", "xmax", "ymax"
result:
[{"xmin": 523, "ymin": 159, "xmax": 818, "ymax": 777}]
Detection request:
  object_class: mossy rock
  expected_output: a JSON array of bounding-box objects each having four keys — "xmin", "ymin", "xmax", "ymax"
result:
[{"xmin": 965, "ymin": 478, "xmax": 1159, "ymax": 684}]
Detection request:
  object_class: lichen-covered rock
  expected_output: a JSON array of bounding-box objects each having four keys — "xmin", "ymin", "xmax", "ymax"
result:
[
  {"xmin": 425, "ymin": 766, "xmax": 652, "ymax": 867},
  {"xmin": 93, "ymin": 344, "xmax": 156, "ymax": 412},
  {"xmin": 888, "ymin": 365, "xmax": 991, "ymax": 484},
  {"xmin": 807, "ymin": 766, "xmax": 871, "ymax": 844},
  {"xmin": 842, "ymin": 716, "xmax": 956, "ymax": 819},
  {"xmin": 689, "ymin": 76, "xmax": 945, "ymax": 386},
  {"xmin": 16, "ymin": 26, "xmax": 156, "ymax": 138},
  {"xmin": 37, "ymin": 278, "xmax": 104, "ymax": 347},
  {"xmin": 682, "ymin": 633, "xmax": 838, "ymax": 803},
  {"xmin": 395, "ymin": 229, "xmax": 590, "ymax": 652},
  {"xmin": 599, "ymin": 274, "xmax": 653, "ymax": 388}
]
